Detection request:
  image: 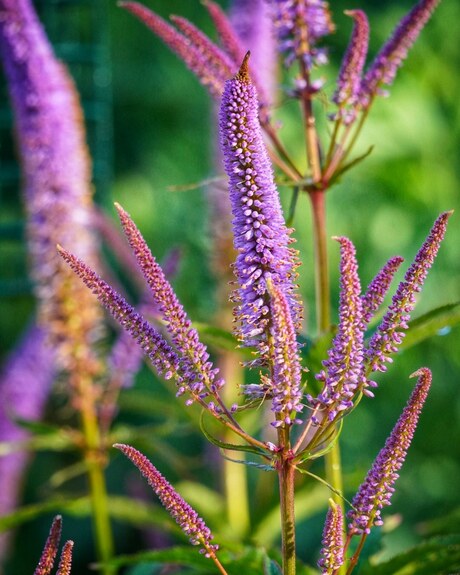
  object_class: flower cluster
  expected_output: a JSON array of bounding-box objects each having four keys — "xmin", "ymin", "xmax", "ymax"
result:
[
  {"xmin": 114, "ymin": 444, "xmax": 218, "ymax": 557},
  {"xmin": 318, "ymin": 500, "xmax": 344, "ymax": 573},
  {"xmin": 219, "ymin": 54, "xmax": 302, "ymax": 355}
]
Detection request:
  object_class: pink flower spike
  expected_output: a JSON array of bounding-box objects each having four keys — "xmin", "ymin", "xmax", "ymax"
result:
[
  {"xmin": 119, "ymin": 1, "xmax": 226, "ymax": 97},
  {"xmin": 34, "ymin": 515, "xmax": 62, "ymax": 575},
  {"xmin": 56, "ymin": 541, "xmax": 74, "ymax": 575},
  {"xmin": 348, "ymin": 367, "xmax": 432, "ymax": 535},
  {"xmin": 114, "ymin": 444, "xmax": 218, "ymax": 557},
  {"xmin": 318, "ymin": 500, "xmax": 344, "ymax": 573}
]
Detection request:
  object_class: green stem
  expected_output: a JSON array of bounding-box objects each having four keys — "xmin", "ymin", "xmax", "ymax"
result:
[
  {"xmin": 77, "ymin": 376, "xmax": 115, "ymax": 575},
  {"xmin": 309, "ymin": 189, "xmax": 330, "ymax": 332},
  {"xmin": 277, "ymin": 428, "xmax": 296, "ymax": 575}
]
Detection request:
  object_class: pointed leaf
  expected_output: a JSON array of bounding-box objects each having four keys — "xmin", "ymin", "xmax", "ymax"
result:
[{"xmin": 400, "ymin": 301, "xmax": 460, "ymax": 350}]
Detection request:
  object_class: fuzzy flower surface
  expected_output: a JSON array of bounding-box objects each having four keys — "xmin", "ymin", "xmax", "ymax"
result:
[
  {"xmin": 318, "ymin": 501, "xmax": 344, "ymax": 574},
  {"xmin": 267, "ymin": 280, "xmax": 303, "ymax": 427},
  {"xmin": 360, "ymin": 0, "xmax": 441, "ymax": 105},
  {"xmin": 366, "ymin": 211, "xmax": 452, "ymax": 373},
  {"xmin": 115, "ymin": 204, "xmax": 223, "ymax": 405},
  {"xmin": 33, "ymin": 515, "xmax": 62, "ymax": 575},
  {"xmin": 114, "ymin": 444, "xmax": 218, "ymax": 556},
  {"xmin": 310, "ymin": 237, "xmax": 366, "ymax": 419},
  {"xmin": 266, "ymin": 0, "xmax": 335, "ymax": 68},
  {"xmin": 332, "ymin": 9, "xmax": 369, "ymax": 122},
  {"xmin": 219, "ymin": 54, "xmax": 302, "ymax": 354},
  {"xmin": 348, "ymin": 367, "xmax": 432, "ymax": 534}
]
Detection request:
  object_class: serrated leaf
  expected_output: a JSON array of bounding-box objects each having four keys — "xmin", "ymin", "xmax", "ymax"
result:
[
  {"xmin": 400, "ymin": 301, "xmax": 460, "ymax": 350},
  {"xmin": 200, "ymin": 413, "xmax": 269, "ymax": 458},
  {"xmin": 360, "ymin": 534, "xmax": 460, "ymax": 575}
]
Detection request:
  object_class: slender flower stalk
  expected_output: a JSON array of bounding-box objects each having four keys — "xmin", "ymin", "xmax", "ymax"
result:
[
  {"xmin": 219, "ymin": 53, "xmax": 302, "ymax": 355},
  {"xmin": 120, "ymin": 1, "xmax": 232, "ymax": 97},
  {"xmin": 33, "ymin": 516, "xmax": 62, "ymax": 575},
  {"xmin": 366, "ymin": 211, "xmax": 452, "ymax": 373},
  {"xmin": 359, "ymin": 0, "xmax": 441, "ymax": 106},
  {"xmin": 347, "ymin": 367, "xmax": 432, "ymax": 536},
  {"xmin": 114, "ymin": 444, "xmax": 221, "ymax": 560},
  {"xmin": 361, "ymin": 256, "xmax": 404, "ymax": 328},
  {"xmin": 318, "ymin": 500, "xmax": 344, "ymax": 574},
  {"xmin": 55, "ymin": 542, "xmax": 74, "ymax": 575},
  {"xmin": 332, "ymin": 10, "xmax": 369, "ymax": 123},
  {"xmin": 310, "ymin": 237, "xmax": 365, "ymax": 422},
  {"xmin": 267, "ymin": 279, "xmax": 303, "ymax": 427}
]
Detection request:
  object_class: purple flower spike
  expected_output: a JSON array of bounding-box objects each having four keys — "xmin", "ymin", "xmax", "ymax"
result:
[
  {"xmin": 348, "ymin": 367, "xmax": 432, "ymax": 535},
  {"xmin": 120, "ymin": 2, "xmax": 230, "ymax": 97},
  {"xmin": 267, "ymin": 280, "xmax": 303, "ymax": 428},
  {"xmin": 366, "ymin": 211, "xmax": 452, "ymax": 373},
  {"xmin": 361, "ymin": 256, "xmax": 404, "ymax": 328},
  {"xmin": 332, "ymin": 10, "xmax": 369, "ymax": 123},
  {"xmin": 219, "ymin": 53, "xmax": 302, "ymax": 354},
  {"xmin": 266, "ymin": 0, "xmax": 335, "ymax": 69},
  {"xmin": 33, "ymin": 515, "xmax": 62, "ymax": 575},
  {"xmin": 114, "ymin": 444, "xmax": 219, "ymax": 557},
  {"xmin": 311, "ymin": 237, "xmax": 365, "ymax": 419},
  {"xmin": 318, "ymin": 500, "xmax": 344, "ymax": 574},
  {"xmin": 360, "ymin": 0, "xmax": 441, "ymax": 106},
  {"xmin": 55, "ymin": 541, "xmax": 74, "ymax": 575},
  {"xmin": 57, "ymin": 245, "xmax": 182, "ymax": 386},
  {"xmin": 115, "ymin": 203, "xmax": 223, "ymax": 402}
]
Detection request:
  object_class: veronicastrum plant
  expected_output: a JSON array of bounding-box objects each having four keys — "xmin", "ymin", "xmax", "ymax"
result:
[{"xmin": 0, "ymin": 0, "xmax": 457, "ymax": 573}]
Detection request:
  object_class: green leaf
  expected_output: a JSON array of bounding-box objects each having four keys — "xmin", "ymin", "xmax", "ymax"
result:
[
  {"xmin": 200, "ymin": 412, "xmax": 269, "ymax": 458},
  {"xmin": 193, "ymin": 322, "xmax": 249, "ymax": 355},
  {"xmin": 221, "ymin": 452, "xmax": 274, "ymax": 472},
  {"xmin": 0, "ymin": 428, "xmax": 76, "ymax": 456},
  {"xmin": 264, "ymin": 556, "xmax": 283, "ymax": 575},
  {"xmin": 360, "ymin": 534, "xmax": 460, "ymax": 575},
  {"xmin": 400, "ymin": 302, "xmax": 460, "ymax": 350}
]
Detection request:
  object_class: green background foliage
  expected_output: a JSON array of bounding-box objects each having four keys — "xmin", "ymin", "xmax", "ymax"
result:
[{"xmin": 0, "ymin": 0, "xmax": 459, "ymax": 573}]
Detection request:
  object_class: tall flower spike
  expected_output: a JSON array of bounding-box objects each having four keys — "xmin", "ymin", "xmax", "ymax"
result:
[
  {"xmin": 361, "ymin": 255, "xmax": 404, "ymax": 328},
  {"xmin": 310, "ymin": 237, "xmax": 366, "ymax": 420},
  {"xmin": 267, "ymin": 279, "xmax": 303, "ymax": 428},
  {"xmin": 55, "ymin": 541, "xmax": 74, "ymax": 575},
  {"xmin": 33, "ymin": 515, "xmax": 62, "ymax": 575},
  {"xmin": 366, "ymin": 211, "xmax": 452, "ymax": 373},
  {"xmin": 114, "ymin": 444, "xmax": 218, "ymax": 557},
  {"xmin": 360, "ymin": 0, "xmax": 441, "ymax": 106},
  {"xmin": 115, "ymin": 203, "xmax": 223, "ymax": 404},
  {"xmin": 266, "ymin": 0, "xmax": 335, "ymax": 69},
  {"xmin": 57, "ymin": 246, "xmax": 182, "ymax": 386},
  {"xmin": 219, "ymin": 53, "xmax": 302, "ymax": 355},
  {"xmin": 120, "ymin": 1, "xmax": 231, "ymax": 97},
  {"xmin": 318, "ymin": 500, "xmax": 344, "ymax": 574},
  {"xmin": 332, "ymin": 10, "xmax": 369, "ymax": 123},
  {"xmin": 348, "ymin": 368, "xmax": 432, "ymax": 535}
]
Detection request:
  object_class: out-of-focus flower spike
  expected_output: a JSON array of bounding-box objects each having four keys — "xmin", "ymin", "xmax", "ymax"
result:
[
  {"xmin": 318, "ymin": 500, "xmax": 344, "ymax": 574},
  {"xmin": 57, "ymin": 246, "xmax": 181, "ymax": 384},
  {"xmin": 119, "ymin": 1, "xmax": 227, "ymax": 97},
  {"xmin": 55, "ymin": 541, "xmax": 74, "ymax": 575},
  {"xmin": 361, "ymin": 256, "xmax": 404, "ymax": 328},
  {"xmin": 204, "ymin": 0, "xmax": 243, "ymax": 64},
  {"xmin": 219, "ymin": 53, "xmax": 302, "ymax": 355},
  {"xmin": 348, "ymin": 367, "xmax": 432, "ymax": 535},
  {"xmin": 366, "ymin": 211, "xmax": 452, "ymax": 373},
  {"xmin": 310, "ymin": 237, "xmax": 365, "ymax": 419},
  {"xmin": 267, "ymin": 279, "xmax": 303, "ymax": 428},
  {"xmin": 332, "ymin": 10, "xmax": 369, "ymax": 123},
  {"xmin": 170, "ymin": 15, "xmax": 234, "ymax": 75},
  {"xmin": 0, "ymin": 325, "xmax": 55, "ymax": 559},
  {"xmin": 360, "ymin": 0, "xmax": 441, "ymax": 106},
  {"xmin": 266, "ymin": 0, "xmax": 335, "ymax": 69},
  {"xmin": 114, "ymin": 444, "xmax": 219, "ymax": 557},
  {"xmin": 33, "ymin": 515, "xmax": 62, "ymax": 575},
  {"xmin": 114, "ymin": 203, "xmax": 223, "ymax": 402}
]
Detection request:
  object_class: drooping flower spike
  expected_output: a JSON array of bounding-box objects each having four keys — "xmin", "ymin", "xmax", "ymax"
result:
[
  {"xmin": 318, "ymin": 500, "xmax": 344, "ymax": 574},
  {"xmin": 348, "ymin": 367, "xmax": 432, "ymax": 535},
  {"xmin": 266, "ymin": 0, "xmax": 335, "ymax": 69},
  {"xmin": 360, "ymin": 0, "xmax": 441, "ymax": 106},
  {"xmin": 219, "ymin": 53, "xmax": 302, "ymax": 356},
  {"xmin": 332, "ymin": 10, "xmax": 369, "ymax": 123},
  {"xmin": 267, "ymin": 279, "xmax": 303, "ymax": 428},
  {"xmin": 310, "ymin": 237, "xmax": 366, "ymax": 421},
  {"xmin": 114, "ymin": 203, "xmax": 224, "ymax": 403},
  {"xmin": 119, "ymin": 1, "xmax": 233, "ymax": 97},
  {"xmin": 366, "ymin": 211, "xmax": 452, "ymax": 374},
  {"xmin": 114, "ymin": 444, "xmax": 219, "ymax": 558}
]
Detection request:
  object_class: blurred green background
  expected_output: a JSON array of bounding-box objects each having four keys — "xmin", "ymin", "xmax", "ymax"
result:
[{"xmin": 0, "ymin": 0, "xmax": 459, "ymax": 573}]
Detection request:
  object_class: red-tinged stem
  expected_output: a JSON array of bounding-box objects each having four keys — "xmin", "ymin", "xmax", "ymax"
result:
[{"xmin": 277, "ymin": 427, "xmax": 296, "ymax": 575}]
